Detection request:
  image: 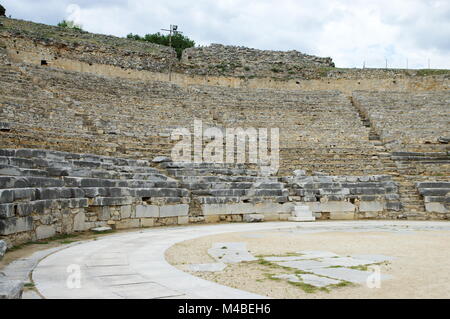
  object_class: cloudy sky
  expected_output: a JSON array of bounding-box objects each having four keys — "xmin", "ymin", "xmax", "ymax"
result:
[{"xmin": 2, "ymin": 0, "xmax": 449, "ymax": 69}]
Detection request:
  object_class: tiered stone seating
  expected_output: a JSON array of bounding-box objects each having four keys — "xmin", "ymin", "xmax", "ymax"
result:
[
  {"xmin": 0, "ymin": 149, "xmax": 190, "ymax": 244},
  {"xmin": 352, "ymin": 91, "xmax": 450, "ymax": 149},
  {"xmin": 282, "ymin": 172, "xmax": 401, "ymax": 219},
  {"xmin": 184, "ymin": 85, "xmax": 389, "ymax": 176},
  {"xmin": 352, "ymin": 91, "xmax": 450, "ymax": 214},
  {"xmin": 416, "ymin": 182, "xmax": 450, "ymax": 215},
  {"xmin": 0, "ymin": 56, "xmax": 387, "ymax": 176},
  {"xmin": 156, "ymin": 161, "xmax": 292, "ymax": 222}
]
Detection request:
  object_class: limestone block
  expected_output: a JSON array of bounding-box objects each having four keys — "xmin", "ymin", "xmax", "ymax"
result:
[
  {"xmin": 385, "ymin": 202, "xmax": 402, "ymax": 211},
  {"xmin": 120, "ymin": 205, "xmax": 132, "ymax": 219},
  {"xmin": 114, "ymin": 219, "xmax": 140, "ymax": 230},
  {"xmin": 159, "ymin": 204, "xmax": 189, "ymax": 217},
  {"xmin": 243, "ymin": 214, "xmax": 264, "ymax": 222},
  {"xmin": 289, "ymin": 205, "xmax": 315, "ymax": 222},
  {"xmin": 0, "ymin": 204, "xmax": 14, "ymax": 218},
  {"xmin": 254, "ymin": 202, "xmax": 294, "ymax": 214},
  {"xmin": 140, "ymin": 218, "xmax": 155, "ymax": 227},
  {"xmin": 177, "ymin": 216, "xmax": 189, "ymax": 225},
  {"xmin": 319, "ymin": 201, "xmax": 356, "ymax": 213},
  {"xmin": 35, "ymin": 225, "xmax": 56, "ymax": 240},
  {"xmin": 73, "ymin": 212, "xmax": 86, "ymax": 231},
  {"xmin": 0, "ymin": 189, "xmax": 14, "ymax": 204},
  {"xmin": 91, "ymin": 226, "xmax": 112, "ymax": 233},
  {"xmin": 135, "ymin": 205, "xmax": 159, "ymax": 218},
  {"xmin": 204, "ymin": 215, "xmax": 220, "ymax": 223},
  {"xmin": 98, "ymin": 206, "xmax": 111, "ymax": 221},
  {"xmin": 201, "ymin": 203, "xmax": 255, "ymax": 215},
  {"xmin": 329, "ymin": 212, "xmax": 355, "ymax": 220},
  {"xmin": 262, "ymin": 213, "xmax": 282, "ymax": 221},
  {"xmin": 0, "ymin": 216, "xmax": 33, "ymax": 235},
  {"xmin": 359, "ymin": 201, "xmax": 384, "ymax": 212},
  {"xmin": 278, "ymin": 213, "xmax": 291, "ymax": 221},
  {"xmin": 0, "ymin": 240, "xmax": 6, "ymax": 259},
  {"xmin": 0, "ymin": 280, "xmax": 24, "ymax": 299},
  {"xmin": 425, "ymin": 202, "xmax": 448, "ymax": 214}
]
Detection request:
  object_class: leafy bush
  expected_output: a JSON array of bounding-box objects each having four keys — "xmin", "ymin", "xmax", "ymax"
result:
[
  {"xmin": 127, "ymin": 32, "xmax": 195, "ymax": 59},
  {"xmin": 57, "ymin": 20, "xmax": 83, "ymax": 31}
]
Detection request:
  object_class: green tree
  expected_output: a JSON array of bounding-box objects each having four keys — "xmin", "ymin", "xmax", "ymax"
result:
[
  {"xmin": 127, "ymin": 32, "xmax": 195, "ymax": 59},
  {"xmin": 57, "ymin": 20, "xmax": 83, "ymax": 31}
]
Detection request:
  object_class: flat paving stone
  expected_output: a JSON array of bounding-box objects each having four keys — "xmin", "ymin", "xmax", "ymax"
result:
[
  {"xmin": 310, "ymin": 267, "xmax": 392, "ymax": 284},
  {"xmin": 296, "ymin": 250, "xmax": 339, "ymax": 259},
  {"xmin": 264, "ymin": 256, "xmax": 306, "ymax": 262},
  {"xmin": 320, "ymin": 257, "xmax": 376, "ymax": 267},
  {"xmin": 298, "ymin": 274, "xmax": 342, "ymax": 288},
  {"xmin": 111, "ymin": 282, "xmax": 183, "ymax": 299},
  {"xmin": 276, "ymin": 260, "xmax": 332, "ymax": 271},
  {"xmin": 208, "ymin": 242, "xmax": 257, "ymax": 263},
  {"xmin": 350, "ymin": 254, "xmax": 394, "ymax": 263},
  {"xmin": 187, "ymin": 263, "xmax": 227, "ymax": 272}
]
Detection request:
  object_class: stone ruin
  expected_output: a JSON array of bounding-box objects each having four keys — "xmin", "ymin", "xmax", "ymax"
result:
[{"xmin": 0, "ymin": 17, "xmax": 448, "ymax": 251}]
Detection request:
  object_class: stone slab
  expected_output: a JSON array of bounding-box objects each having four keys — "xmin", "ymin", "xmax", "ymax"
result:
[
  {"xmin": 298, "ymin": 274, "xmax": 341, "ymax": 287},
  {"xmin": 136, "ymin": 205, "xmax": 159, "ymax": 218},
  {"xmin": 91, "ymin": 226, "xmax": 112, "ymax": 233},
  {"xmin": 208, "ymin": 242, "xmax": 257, "ymax": 263},
  {"xmin": 160, "ymin": 204, "xmax": 189, "ymax": 217},
  {"xmin": 276, "ymin": 260, "xmax": 332, "ymax": 271},
  {"xmin": 311, "ymin": 267, "xmax": 392, "ymax": 284},
  {"xmin": 320, "ymin": 257, "xmax": 376, "ymax": 267},
  {"xmin": 0, "ymin": 280, "xmax": 24, "ymax": 299},
  {"xmin": 243, "ymin": 214, "xmax": 264, "ymax": 222}
]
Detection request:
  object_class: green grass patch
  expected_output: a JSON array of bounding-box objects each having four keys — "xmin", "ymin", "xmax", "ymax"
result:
[{"xmin": 416, "ymin": 69, "xmax": 450, "ymax": 76}]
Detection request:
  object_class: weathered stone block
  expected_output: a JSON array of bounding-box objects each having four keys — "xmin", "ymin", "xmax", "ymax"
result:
[
  {"xmin": 0, "ymin": 203, "xmax": 14, "ymax": 219},
  {"xmin": 329, "ymin": 212, "xmax": 355, "ymax": 220},
  {"xmin": 160, "ymin": 204, "xmax": 189, "ymax": 217},
  {"xmin": 35, "ymin": 225, "xmax": 56, "ymax": 240},
  {"xmin": 120, "ymin": 205, "xmax": 132, "ymax": 218},
  {"xmin": 202, "ymin": 203, "xmax": 256, "ymax": 215},
  {"xmin": 177, "ymin": 216, "xmax": 189, "ymax": 225},
  {"xmin": 319, "ymin": 201, "xmax": 356, "ymax": 213},
  {"xmin": 114, "ymin": 219, "xmax": 140, "ymax": 230},
  {"xmin": 0, "ymin": 240, "xmax": 6, "ymax": 259},
  {"xmin": 0, "ymin": 189, "xmax": 14, "ymax": 204},
  {"xmin": 73, "ymin": 212, "xmax": 86, "ymax": 231},
  {"xmin": 140, "ymin": 218, "xmax": 155, "ymax": 227},
  {"xmin": 359, "ymin": 201, "xmax": 384, "ymax": 212},
  {"xmin": 0, "ymin": 280, "xmax": 24, "ymax": 299},
  {"xmin": 135, "ymin": 205, "xmax": 159, "ymax": 218},
  {"xmin": 0, "ymin": 216, "xmax": 33, "ymax": 235},
  {"xmin": 243, "ymin": 214, "xmax": 264, "ymax": 222},
  {"xmin": 425, "ymin": 202, "xmax": 448, "ymax": 214}
]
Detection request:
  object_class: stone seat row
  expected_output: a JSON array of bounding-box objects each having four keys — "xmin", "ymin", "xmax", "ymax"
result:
[{"xmin": 416, "ymin": 182, "xmax": 450, "ymax": 214}]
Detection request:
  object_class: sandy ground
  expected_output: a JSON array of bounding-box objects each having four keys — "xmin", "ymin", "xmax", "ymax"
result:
[{"xmin": 165, "ymin": 229, "xmax": 450, "ymax": 298}]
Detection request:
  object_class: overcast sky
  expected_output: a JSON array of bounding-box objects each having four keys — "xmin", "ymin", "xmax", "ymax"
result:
[{"xmin": 2, "ymin": 0, "xmax": 449, "ymax": 69}]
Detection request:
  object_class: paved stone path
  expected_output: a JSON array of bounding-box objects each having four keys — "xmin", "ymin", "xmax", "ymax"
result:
[{"xmin": 5, "ymin": 220, "xmax": 449, "ymax": 299}]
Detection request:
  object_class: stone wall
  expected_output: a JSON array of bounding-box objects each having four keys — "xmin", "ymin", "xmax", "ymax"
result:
[
  {"xmin": 3, "ymin": 17, "xmax": 450, "ymax": 83},
  {"xmin": 0, "ymin": 17, "xmax": 177, "ymax": 73},
  {"xmin": 179, "ymin": 43, "xmax": 334, "ymax": 78},
  {"xmin": 0, "ymin": 149, "xmax": 191, "ymax": 246}
]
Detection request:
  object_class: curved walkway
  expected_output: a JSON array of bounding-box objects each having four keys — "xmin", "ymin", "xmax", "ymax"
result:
[{"xmin": 23, "ymin": 220, "xmax": 450, "ymax": 298}]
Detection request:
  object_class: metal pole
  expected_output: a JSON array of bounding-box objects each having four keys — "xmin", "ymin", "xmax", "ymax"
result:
[{"xmin": 162, "ymin": 24, "xmax": 182, "ymax": 82}]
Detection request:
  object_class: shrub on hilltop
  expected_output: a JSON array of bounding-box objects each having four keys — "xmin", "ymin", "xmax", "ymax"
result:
[
  {"xmin": 127, "ymin": 32, "xmax": 195, "ymax": 59},
  {"xmin": 57, "ymin": 20, "xmax": 83, "ymax": 31}
]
